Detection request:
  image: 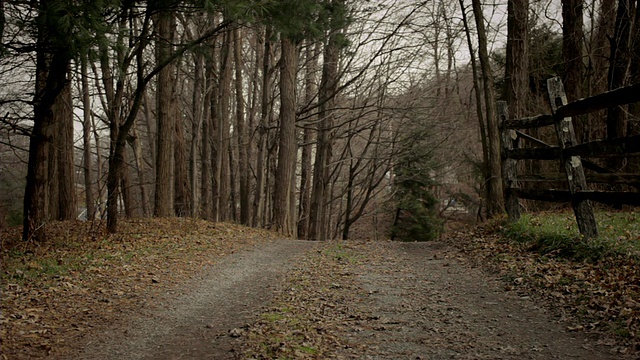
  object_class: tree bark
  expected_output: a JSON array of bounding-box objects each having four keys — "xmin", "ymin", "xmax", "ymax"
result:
[
  {"xmin": 505, "ymin": 0, "xmax": 529, "ymax": 118},
  {"xmin": 562, "ymin": 0, "xmax": 585, "ymax": 142},
  {"xmin": 154, "ymin": 10, "xmax": 176, "ymax": 217},
  {"xmin": 190, "ymin": 47, "xmax": 204, "ymax": 218},
  {"xmin": 253, "ymin": 27, "xmax": 271, "ymax": 228},
  {"xmin": 627, "ymin": 3, "xmax": 640, "ymax": 174},
  {"xmin": 46, "ymin": 108, "xmax": 59, "ymax": 221},
  {"xmin": 80, "ymin": 56, "xmax": 96, "ymax": 220},
  {"xmin": 503, "ymin": 0, "xmax": 528, "ymax": 217},
  {"xmin": 23, "ymin": 2, "xmax": 71, "ymax": 240},
  {"xmin": 130, "ymin": 126, "xmax": 150, "ymax": 217},
  {"xmin": 174, "ymin": 102, "xmax": 190, "ymax": 216},
  {"xmin": 298, "ymin": 41, "xmax": 319, "ymax": 239},
  {"xmin": 273, "ymin": 37, "xmax": 298, "ymax": 236},
  {"xmin": 120, "ymin": 149, "xmax": 135, "ymax": 217},
  {"xmin": 216, "ymin": 29, "xmax": 233, "ymax": 221},
  {"xmin": 200, "ymin": 63, "xmax": 213, "ymax": 220},
  {"xmin": 56, "ymin": 68, "xmax": 77, "ymax": 220},
  {"xmin": 234, "ymin": 27, "xmax": 251, "ymax": 225},
  {"xmin": 606, "ymin": 0, "xmax": 634, "ymax": 142},
  {"xmin": 91, "ymin": 115, "xmax": 104, "ymax": 218},
  {"xmin": 229, "ymin": 127, "xmax": 238, "ymax": 222}
]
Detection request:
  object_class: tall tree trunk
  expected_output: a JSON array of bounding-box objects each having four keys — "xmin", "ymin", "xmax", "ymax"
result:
[
  {"xmin": 229, "ymin": 129, "xmax": 238, "ymax": 222},
  {"xmin": 47, "ymin": 120, "xmax": 59, "ymax": 221},
  {"xmin": 606, "ymin": 0, "xmax": 634, "ymax": 142},
  {"xmin": 174, "ymin": 105, "xmax": 190, "ymax": 216},
  {"xmin": 273, "ymin": 37, "xmax": 298, "ymax": 236},
  {"xmin": 217, "ymin": 29, "xmax": 233, "ymax": 221},
  {"xmin": 253, "ymin": 27, "xmax": 271, "ymax": 227},
  {"xmin": 562, "ymin": 0, "xmax": 585, "ymax": 142},
  {"xmin": 200, "ymin": 63, "xmax": 214, "ymax": 220},
  {"xmin": 80, "ymin": 56, "xmax": 95, "ymax": 220},
  {"xmin": 121, "ymin": 149, "xmax": 135, "ymax": 218},
  {"xmin": 190, "ymin": 49, "xmax": 204, "ymax": 218},
  {"xmin": 211, "ymin": 69, "xmax": 220, "ymax": 221},
  {"xmin": 627, "ymin": 3, "xmax": 640, "ymax": 174},
  {"xmin": 246, "ymin": 32, "xmax": 260, "ymax": 224},
  {"xmin": 154, "ymin": 10, "xmax": 176, "ymax": 217},
  {"xmin": 460, "ymin": 0, "xmax": 489, "ymax": 219},
  {"xmin": 130, "ymin": 126, "xmax": 150, "ymax": 217},
  {"xmin": 142, "ymin": 92, "xmax": 156, "ymax": 176},
  {"xmin": 298, "ymin": 41, "xmax": 319, "ymax": 239},
  {"xmin": 471, "ymin": 0, "xmax": 504, "ymax": 217},
  {"xmin": 91, "ymin": 115, "xmax": 104, "ymax": 218},
  {"xmin": 208, "ymin": 41, "xmax": 220, "ymax": 221},
  {"xmin": 201, "ymin": 93, "xmax": 213, "ymax": 220},
  {"xmin": 309, "ymin": 25, "xmax": 341, "ymax": 240},
  {"xmin": 266, "ymin": 122, "xmax": 278, "ymax": 225},
  {"xmin": 341, "ymin": 146, "xmax": 355, "ymax": 240},
  {"xmin": 23, "ymin": 2, "xmax": 71, "ymax": 240},
  {"xmin": 56, "ymin": 68, "xmax": 77, "ymax": 220},
  {"xmin": 505, "ymin": 0, "xmax": 529, "ymax": 117},
  {"xmin": 234, "ymin": 27, "xmax": 251, "ymax": 225},
  {"xmin": 504, "ymin": 0, "xmax": 528, "ymax": 217}
]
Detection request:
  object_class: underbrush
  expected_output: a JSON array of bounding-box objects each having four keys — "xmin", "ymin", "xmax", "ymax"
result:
[{"xmin": 501, "ymin": 211, "xmax": 640, "ymax": 262}]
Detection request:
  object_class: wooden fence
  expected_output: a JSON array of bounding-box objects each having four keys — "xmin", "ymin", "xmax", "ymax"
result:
[{"xmin": 500, "ymin": 77, "xmax": 640, "ymax": 238}]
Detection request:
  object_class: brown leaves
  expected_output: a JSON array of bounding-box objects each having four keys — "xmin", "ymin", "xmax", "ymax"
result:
[
  {"xmin": 242, "ymin": 242, "xmax": 366, "ymax": 359},
  {"xmin": 1, "ymin": 218, "xmax": 282, "ymax": 359},
  {"xmin": 447, "ymin": 226, "xmax": 640, "ymax": 356}
]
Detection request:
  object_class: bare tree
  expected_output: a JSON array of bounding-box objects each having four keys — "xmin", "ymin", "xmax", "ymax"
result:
[{"xmin": 470, "ymin": 0, "xmax": 504, "ymax": 217}]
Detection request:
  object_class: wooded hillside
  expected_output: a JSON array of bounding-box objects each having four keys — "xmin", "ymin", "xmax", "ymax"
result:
[{"xmin": 1, "ymin": 0, "xmax": 638, "ymax": 240}]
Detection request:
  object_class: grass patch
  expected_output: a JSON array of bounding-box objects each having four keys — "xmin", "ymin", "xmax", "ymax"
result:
[
  {"xmin": 501, "ymin": 211, "xmax": 640, "ymax": 262},
  {"xmin": 294, "ymin": 345, "xmax": 318, "ymax": 355},
  {"xmin": 323, "ymin": 242, "xmax": 360, "ymax": 264},
  {"xmin": 262, "ymin": 312, "xmax": 286, "ymax": 322}
]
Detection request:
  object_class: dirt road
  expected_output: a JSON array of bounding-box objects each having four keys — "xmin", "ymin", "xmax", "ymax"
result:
[
  {"xmin": 326, "ymin": 241, "xmax": 625, "ymax": 359},
  {"xmin": 76, "ymin": 240, "xmax": 319, "ymax": 360},
  {"xmin": 76, "ymin": 239, "xmax": 629, "ymax": 359}
]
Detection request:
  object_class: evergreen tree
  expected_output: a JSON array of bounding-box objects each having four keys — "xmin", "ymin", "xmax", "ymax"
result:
[{"xmin": 390, "ymin": 129, "xmax": 442, "ymax": 242}]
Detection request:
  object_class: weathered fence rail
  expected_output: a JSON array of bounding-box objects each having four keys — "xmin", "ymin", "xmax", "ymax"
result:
[{"xmin": 500, "ymin": 77, "xmax": 640, "ymax": 238}]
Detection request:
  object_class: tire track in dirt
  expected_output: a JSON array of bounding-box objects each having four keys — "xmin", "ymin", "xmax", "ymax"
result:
[{"xmin": 76, "ymin": 239, "xmax": 318, "ymax": 360}]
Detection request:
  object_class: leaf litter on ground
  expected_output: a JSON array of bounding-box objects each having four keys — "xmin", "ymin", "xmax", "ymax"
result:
[
  {"xmin": 0, "ymin": 218, "xmax": 282, "ymax": 360},
  {"xmin": 447, "ymin": 219, "xmax": 640, "ymax": 356},
  {"xmin": 3, "ymin": 214, "xmax": 639, "ymax": 359}
]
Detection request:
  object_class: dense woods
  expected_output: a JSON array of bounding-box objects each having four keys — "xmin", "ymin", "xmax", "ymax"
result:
[{"xmin": 1, "ymin": 0, "xmax": 639, "ymax": 241}]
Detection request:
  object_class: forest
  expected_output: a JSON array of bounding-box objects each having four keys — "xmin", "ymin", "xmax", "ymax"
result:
[{"xmin": 0, "ymin": 0, "xmax": 639, "ymax": 241}]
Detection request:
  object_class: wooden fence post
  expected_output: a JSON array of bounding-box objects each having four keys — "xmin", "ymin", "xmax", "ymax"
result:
[
  {"xmin": 547, "ymin": 77, "xmax": 598, "ymax": 238},
  {"xmin": 498, "ymin": 101, "xmax": 520, "ymax": 221}
]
